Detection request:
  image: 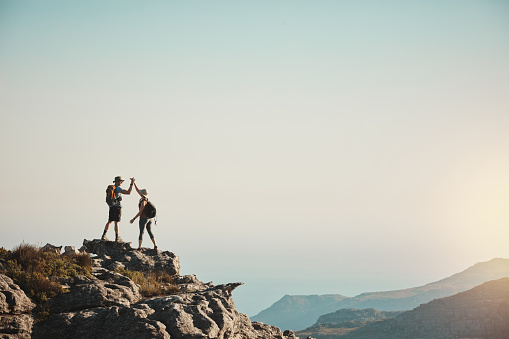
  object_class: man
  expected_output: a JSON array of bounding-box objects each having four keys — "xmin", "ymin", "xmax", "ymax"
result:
[{"xmin": 101, "ymin": 176, "xmax": 134, "ymax": 242}]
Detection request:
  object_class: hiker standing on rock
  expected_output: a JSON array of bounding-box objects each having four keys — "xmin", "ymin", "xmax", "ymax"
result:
[
  {"xmin": 102, "ymin": 176, "xmax": 134, "ymax": 242},
  {"xmin": 130, "ymin": 182, "xmax": 158, "ymax": 251}
]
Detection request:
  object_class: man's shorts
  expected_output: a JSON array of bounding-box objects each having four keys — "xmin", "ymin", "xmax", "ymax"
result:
[{"xmin": 108, "ymin": 206, "xmax": 122, "ymax": 222}]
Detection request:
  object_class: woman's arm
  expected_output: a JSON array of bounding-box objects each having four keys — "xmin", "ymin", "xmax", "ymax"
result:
[
  {"xmin": 133, "ymin": 182, "xmax": 144, "ymax": 198},
  {"xmin": 130, "ymin": 200, "xmax": 147, "ymax": 224}
]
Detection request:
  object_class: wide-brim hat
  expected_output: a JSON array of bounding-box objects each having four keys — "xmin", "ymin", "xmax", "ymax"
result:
[
  {"xmin": 113, "ymin": 176, "xmax": 124, "ymax": 183},
  {"xmin": 140, "ymin": 189, "xmax": 149, "ymax": 196}
]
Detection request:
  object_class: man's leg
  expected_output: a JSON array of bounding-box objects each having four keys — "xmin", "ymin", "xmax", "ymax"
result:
[
  {"xmin": 102, "ymin": 221, "xmax": 111, "ymax": 240},
  {"xmin": 111, "ymin": 206, "xmax": 122, "ymax": 242},
  {"xmin": 114, "ymin": 221, "xmax": 121, "ymax": 241}
]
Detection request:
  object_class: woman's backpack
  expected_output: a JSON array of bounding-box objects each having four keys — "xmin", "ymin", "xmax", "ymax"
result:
[{"xmin": 144, "ymin": 201, "xmax": 157, "ymax": 218}]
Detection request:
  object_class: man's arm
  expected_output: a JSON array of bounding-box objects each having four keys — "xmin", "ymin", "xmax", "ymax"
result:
[{"xmin": 121, "ymin": 178, "xmax": 135, "ymax": 194}]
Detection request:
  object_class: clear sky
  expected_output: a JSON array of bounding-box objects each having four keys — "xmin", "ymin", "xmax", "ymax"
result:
[{"xmin": 1, "ymin": 1, "xmax": 509, "ymax": 317}]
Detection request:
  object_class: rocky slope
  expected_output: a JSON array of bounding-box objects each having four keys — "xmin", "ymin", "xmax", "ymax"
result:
[
  {"xmin": 341, "ymin": 277, "xmax": 509, "ymax": 338},
  {"xmin": 252, "ymin": 258, "xmax": 509, "ymax": 330},
  {"xmin": 1, "ymin": 239, "xmax": 300, "ymax": 339}
]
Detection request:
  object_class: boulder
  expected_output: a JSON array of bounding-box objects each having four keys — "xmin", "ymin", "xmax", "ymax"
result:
[
  {"xmin": 48, "ymin": 269, "xmax": 141, "ymax": 313},
  {"xmin": 63, "ymin": 246, "xmax": 79, "ymax": 255},
  {"xmin": 32, "ymin": 306, "xmax": 169, "ymax": 339},
  {"xmin": 0, "ymin": 275, "xmax": 35, "ymax": 315},
  {"xmin": 41, "ymin": 243, "xmax": 62, "ymax": 254},
  {"xmin": 241, "ymin": 319, "xmax": 293, "ymax": 338},
  {"xmin": 0, "ymin": 314, "xmax": 34, "ymax": 339},
  {"xmin": 0, "ymin": 274, "xmax": 35, "ymax": 338},
  {"xmin": 142, "ymin": 283, "xmax": 244, "ymax": 338}
]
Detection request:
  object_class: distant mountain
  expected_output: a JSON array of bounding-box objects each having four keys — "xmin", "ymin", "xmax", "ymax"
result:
[
  {"xmin": 342, "ymin": 278, "xmax": 509, "ymax": 338},
  {"xmin": 251, "ymin": 258, "xmax": 509, "ymax": 331},
  {"xmin": 297, "ymin": 308, "xmax": 404, "ymax": 339},
  {"xmin": 249, "ymin": 294, "xmax": 349, "ymax": 333}
]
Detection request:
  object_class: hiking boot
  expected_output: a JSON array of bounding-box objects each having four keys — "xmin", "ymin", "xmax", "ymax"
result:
[
  {"xmin": 101, "ymin": 235, "xmax": 109, "ymax": 241},
  {"xmin": 115, "ymin": 236, "xmax": 123, "ymax": 242}
]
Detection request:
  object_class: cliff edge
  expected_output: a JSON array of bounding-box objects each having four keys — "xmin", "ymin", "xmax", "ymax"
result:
[{"xmin": 0, "ymin": 239, "xmax": 300, "ymax": 339}]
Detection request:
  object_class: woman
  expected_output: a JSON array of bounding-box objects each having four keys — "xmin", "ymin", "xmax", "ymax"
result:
[{"xmin": 130, "ymin": 182, "xmax": 157, "ymax": 251}]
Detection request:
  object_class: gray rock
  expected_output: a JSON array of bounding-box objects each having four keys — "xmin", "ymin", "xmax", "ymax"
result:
[
  {"xmin": 48, "ymin": 270, "xmax": 141, "ymax": 313},
  {"xmin": 32, "ymin": 306, "xmax": 170, "ymax": 339},
  {"xmin": 63, "ymin": 246, "xmax": 79, "ymax": 255},
  {"xmin": 35, "ymin": 274, "xmax": 296, "ymax": 339},
  {"xmin": 174, "ymin": 274, "xmax": 215, "ymax": 294},
  {"xmin": 137, "ymin": 282, "xmax": 299, "ymax": 339},
  {"xmin": 0, "ymin": 314, "xmax": 34, "ymax": 339},
  {"xmin": 82, "ymin": 239, "xmax": 180, "ymax": 276},
  {"xmin": 0, "ymin": 275, "xmax": 35, "ymax": 338},
  {"xmin": 283, "ymin": 330, "xmax": 298, "ymax": 338},
  {"xmin": 241, "ymin": 319, "xmax": 289, "ymax": 338},
  {"xmin": 140, "ymin": 283, "xmax": 244, "ymax": 338},
  {"xmin": 0, "ymin": 275, "xmax": 35, "ymax": 315},
  {"xmin": 41, "ymin": 243, "xmax": 62, "ymax": 254}
]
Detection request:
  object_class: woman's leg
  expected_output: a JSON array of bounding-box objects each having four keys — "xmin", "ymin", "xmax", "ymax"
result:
[
  {"xmin": 146, "ymin": 220, "xmax": 157, "ymax": 248},
  {"xmin": 138, "ymin": 218, "xmax": 147, "ymax": 249}
]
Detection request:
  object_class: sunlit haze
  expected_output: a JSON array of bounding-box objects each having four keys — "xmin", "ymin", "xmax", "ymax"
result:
[{"xmin": 1, "ymin": 1, "xmax": 508, "ymax": 316}]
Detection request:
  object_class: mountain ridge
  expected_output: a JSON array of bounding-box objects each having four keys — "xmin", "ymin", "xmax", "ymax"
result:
[
  {"xmin": 341, "ymin": 277, "xmax": 509, "ymax": 338},
  {"xmin": 251, "ymin": 258, "xmax": 509, "ymax": 331}
]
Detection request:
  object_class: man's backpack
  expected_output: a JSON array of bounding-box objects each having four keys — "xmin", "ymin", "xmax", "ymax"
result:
[
  {"xmin": 144, "ymin": 200, "xmax": 157, "ymax": 218},
  {"xmin": 106, "ymin": 185, "xmax": 121, "ymax": 206}
]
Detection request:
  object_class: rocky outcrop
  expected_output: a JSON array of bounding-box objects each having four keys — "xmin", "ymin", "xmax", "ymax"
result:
[
  {"xmin": 0, "ymin": 274, "xmax": 35, "ymax": 338},
  {"xmin": 82, "ymin": 239, "xmax": 180, "ymax": 276},
  {"xmin": 40, "ymin": 244, "xmax": 62, "ymax": 254},
  {"xmin": 28, "ymin": 239, "xmax": 298, "ymax": 338},
  {"xmin": 47, "ymin": 269, "xmax": 142, "ymax": 313}
]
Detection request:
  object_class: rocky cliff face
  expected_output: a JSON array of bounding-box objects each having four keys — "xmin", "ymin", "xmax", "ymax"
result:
[{"xmin": 1, "ymin": 239, "xmax": 300, "ymax": 339}]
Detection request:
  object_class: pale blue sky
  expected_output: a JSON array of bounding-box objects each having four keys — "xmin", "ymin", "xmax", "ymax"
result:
[{"xmin": 1, "ymin": 1, "xmax": 509, "ymax": 316}]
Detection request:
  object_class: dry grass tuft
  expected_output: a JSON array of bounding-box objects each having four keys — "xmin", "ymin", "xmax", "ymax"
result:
[{"xmin": 115, "ymin": 267, "xmax": 180, "ymax": 297}]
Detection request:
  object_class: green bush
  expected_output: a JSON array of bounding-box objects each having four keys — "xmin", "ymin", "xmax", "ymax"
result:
[
  {"xmin": 41, "ymin": 252, "xmax": 91, "ymax": 278},
  {"xmin": 115, "ymin": 267, "xmax": 180, "ymax": 297},
  {"xmin": 4, "ymin": 243, "xmax": 92, "ymax": 304},
  {"xmin": 0, "ymin": 247, "xmax": 10, "ymax": 260},
  {"xmin": 6, "ymin": 259, "xmax": 62, "ymax": 303}
]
